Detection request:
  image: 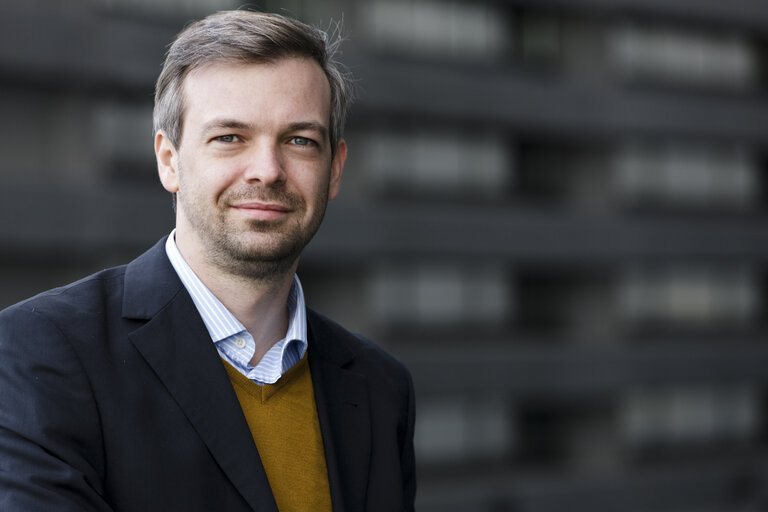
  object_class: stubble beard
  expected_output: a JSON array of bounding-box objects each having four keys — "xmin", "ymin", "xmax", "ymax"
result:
[{"xmin": 178, "ymin": 179, "xmax": 329, "ymax": 284}]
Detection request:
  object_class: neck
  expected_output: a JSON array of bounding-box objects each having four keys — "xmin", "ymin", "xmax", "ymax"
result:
[{"xmin": 176, "ymin": 231, "xmax": 297, "ymax": 363}]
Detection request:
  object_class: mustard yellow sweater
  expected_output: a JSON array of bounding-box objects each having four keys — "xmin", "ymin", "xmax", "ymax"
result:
[{"xmin": 224, "ymin": 356, "xmax": 332, "ymax": 512}]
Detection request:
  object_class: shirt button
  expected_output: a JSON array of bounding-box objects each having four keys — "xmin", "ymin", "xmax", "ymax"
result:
[{"xmin": 234, "ymin": 337, "xmax": 246, "ymax": 349}]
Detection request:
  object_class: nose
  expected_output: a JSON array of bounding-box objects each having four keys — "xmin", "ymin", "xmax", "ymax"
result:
[{"xmin": 242, "ymin": 142, "xmax": 286, "ymax": 186}]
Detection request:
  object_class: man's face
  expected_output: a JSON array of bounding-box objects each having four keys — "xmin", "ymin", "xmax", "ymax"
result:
[{"xmin": 156, "ymin": 58, "xmax": 346, "ymax": 279}]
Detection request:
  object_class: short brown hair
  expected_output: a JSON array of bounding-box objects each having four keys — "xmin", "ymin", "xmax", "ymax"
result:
[{"xmin": 153, "ymin": 10, "xmax": 353, "ymax": 153}]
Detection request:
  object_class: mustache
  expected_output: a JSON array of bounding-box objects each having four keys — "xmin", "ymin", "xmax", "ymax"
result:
[{"xmin": 221, "ymin": 186, "xmax": 303, "ymax": 209}]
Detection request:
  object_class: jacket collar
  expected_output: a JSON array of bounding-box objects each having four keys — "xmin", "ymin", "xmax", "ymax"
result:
[{"xmin": 122, "ymin": 236, "xmax": 183, "ymax": 320}]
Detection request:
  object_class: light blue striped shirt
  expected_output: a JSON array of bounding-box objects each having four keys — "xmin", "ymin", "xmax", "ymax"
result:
[{"xmin": 165, "ymin": 231, "xmax": 308, "ymax": 385}]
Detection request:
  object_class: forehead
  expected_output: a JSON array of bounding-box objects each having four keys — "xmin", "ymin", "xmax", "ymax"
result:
[{"xmin": 181, "ymin": 58, "xmax": 332, "ymax": 133}]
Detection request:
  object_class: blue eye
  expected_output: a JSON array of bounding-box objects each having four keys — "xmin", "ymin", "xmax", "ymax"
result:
[
  {"xmin": 292, "ymin": 137, "xmax": 312, "ymax": 146},
  {"xmin": 216, "ymin": 134, "xmax": 240, "ymax": 143}
]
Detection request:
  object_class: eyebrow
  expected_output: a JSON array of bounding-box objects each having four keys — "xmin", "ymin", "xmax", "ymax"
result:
[
  {"xmin": 286, "ymin": 121, "xmax": 329, "ymax": 142},
  {"xmin": 200, "ymin": 119, "xmax": 329, "ymax": 141},
  {"xmin": 201, "ymin": 118, "xmax": 254, "ymax": 134}
]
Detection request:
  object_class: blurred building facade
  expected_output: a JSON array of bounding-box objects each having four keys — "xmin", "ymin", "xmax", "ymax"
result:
[{"xmin": 2, "ymin": 0, "xmax": 768, "ymax": 510}]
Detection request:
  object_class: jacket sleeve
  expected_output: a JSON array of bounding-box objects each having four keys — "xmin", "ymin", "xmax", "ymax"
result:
[{"xmin": 0, "ymin": 305, "xmax": 113, "ymax": 512}]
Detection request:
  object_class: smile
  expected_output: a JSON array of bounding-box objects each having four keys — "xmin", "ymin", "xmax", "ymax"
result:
[{"xmin": 230, "ymin": 202, "xmax": 292, "ymax": 221}]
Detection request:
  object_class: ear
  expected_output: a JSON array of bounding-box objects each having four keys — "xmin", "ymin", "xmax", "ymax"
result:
[
  {"xmin": 155, "ymin": 130, "xmax": 180, "ymax": 193},
  {"xmin": 328, "ymin": 139, "xmax": 347, "ymax": 201}
]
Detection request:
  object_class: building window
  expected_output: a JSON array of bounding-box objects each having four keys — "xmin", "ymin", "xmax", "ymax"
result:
[
  {"xmin": 370, "ymin": 262, "xmax": 511, "ymax": 327},
  {"xmin": 363, "ymin": 128, "xmax": 512, "ymax": 199},
  {"xmin": 611, "ymin": 24, "xmax": 757, "ymax": 91},
  {"xmin": 619, "ymin": 266, "xmax": 759, "ymax": 327},
  {"xmin": 615, "ymin": 142, "xmax": 758, "ymax": 210},
  {"xmin": 416, "ymin": 396, "xmax": 513, "ymax": 463},
  {"xmin": 361, "ymin": 0, "xmax": 508, "ymax": 61},
  {"xmin": 620, "ymin": 385, "xmax": 761, "ymax": 447}
]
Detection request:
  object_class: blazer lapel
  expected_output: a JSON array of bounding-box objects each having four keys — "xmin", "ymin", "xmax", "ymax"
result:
[
  {"xmin": 123, "ymin": 239, "xmax": 278, "ymax": 512},
  {"xmin": 308, "ymin": 311, "xmax": 371, "ymax": 512}
]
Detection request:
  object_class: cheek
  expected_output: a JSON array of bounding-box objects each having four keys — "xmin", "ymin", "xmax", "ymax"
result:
[
  {"xmin": 300, "ymin": 174, "xmax": 332, "ymax": 207},
  {"xmin": 281, "ymin": 162, "xmax": 322, "ymax": 193},
  {"xmin": 179, "ymin": 164, "xmax": 231, "ymax": 203}
]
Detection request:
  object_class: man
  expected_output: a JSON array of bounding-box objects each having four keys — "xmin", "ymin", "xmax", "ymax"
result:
[{"xmin": 0, "ymin": 11, "xmax": 415, "ymax": 512}]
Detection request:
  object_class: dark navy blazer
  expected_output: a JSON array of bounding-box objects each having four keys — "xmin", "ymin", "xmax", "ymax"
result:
[{"xmin": 0, "ymin": 238, "xmax": 416, "ymax": 511}]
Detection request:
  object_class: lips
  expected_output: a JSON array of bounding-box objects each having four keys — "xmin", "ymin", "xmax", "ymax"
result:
[
  {"xmin": 233, "ymin": 201, "xmax": 290, "ymax": 211},
  {"xmin": 230, "ymin": 201, "xmax": 292, "ymax": 220}
]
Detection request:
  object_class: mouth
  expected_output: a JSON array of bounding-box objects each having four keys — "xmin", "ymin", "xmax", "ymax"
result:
[{"xmin": 230, "ymin": 201, "xmax": 292, "ymax": 221}]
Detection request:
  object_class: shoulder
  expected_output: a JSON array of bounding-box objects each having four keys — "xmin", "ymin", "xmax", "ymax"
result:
[
  {"xmin": 0, "ymin": 265, "xmax": 128, "ymax": 338},
  {"xmin": 0, "ymin": 266, "xmax": 125, "ymax": 321},
  {"xmin": 307, "ymin": 308, "xmax": 413, "ymax": 385},
  {"xmin": 307, "ymin": 308, "xmax": 405, "ymax": 365},
  {"xmin": 0, "ymin": 237, "xmax": 172, "ymax": 330}
]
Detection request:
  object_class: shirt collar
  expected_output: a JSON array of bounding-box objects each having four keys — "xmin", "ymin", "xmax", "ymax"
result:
[{"xmin": 164, "ymin": 230, "xmax": 308, "ymax": 351}]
